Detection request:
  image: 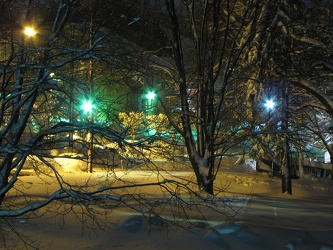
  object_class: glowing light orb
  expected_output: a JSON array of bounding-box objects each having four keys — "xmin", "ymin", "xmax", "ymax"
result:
[
  {"xmin": 146, "ymin": 91, "xmax": 156, "ymax": 100},
  {"xmin": 264, "ymin": 100, "xmax": 275, "ymax": 110},
  {"xmin": 24, "ymin": 27, "xmax": 37, "ymax": 37},
  {"xmin": 82, "ymin": 100, "xmax": 94, "ymax": 113}
]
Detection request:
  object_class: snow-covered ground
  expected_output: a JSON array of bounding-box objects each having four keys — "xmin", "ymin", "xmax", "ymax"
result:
[{"xmin": 4, "ymin": 159, "xmax": 333, "ymax": 250}]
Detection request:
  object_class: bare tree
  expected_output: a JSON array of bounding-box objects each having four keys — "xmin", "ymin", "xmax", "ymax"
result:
[{"xmin": 142, "ymin": 0, "xmax": 261, "ymax": 195}]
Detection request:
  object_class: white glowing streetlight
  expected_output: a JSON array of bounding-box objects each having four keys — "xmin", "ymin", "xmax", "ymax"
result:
[
  {"xmin": 264, "ymin": 99, "xmax": 275, "ymax": 110},
  {"xmin": 264, "ymin": 98, "xmax": 277, "ymax": 176}
]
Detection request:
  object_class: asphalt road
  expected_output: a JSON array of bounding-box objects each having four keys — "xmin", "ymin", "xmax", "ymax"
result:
[
  {"xmin": 228, "ymin": 193, "xmax": 333, "ymax": 249},
  {"xmin": 243, "ymin": 194, "xmax": 333, "ymax": 230}
]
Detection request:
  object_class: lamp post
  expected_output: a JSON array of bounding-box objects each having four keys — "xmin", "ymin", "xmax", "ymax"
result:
[
  {"xmin": 145, "ymin": 91, "xmax": 156, "ymax": 116},
  {"xmin": 264, "ymin": 99, "xmax": 276, "ymax": 175},
  {"xmin": 82, "ymin": 100, "xmax": 94, "ymax": 173},
  {"xmin": 329, "ymin": 120, "xmax": 333, "ymax": 179}
]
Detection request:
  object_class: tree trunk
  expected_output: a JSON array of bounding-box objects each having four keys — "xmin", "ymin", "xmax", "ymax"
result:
[
  {"xmin": 297, "ymin": 147, "xmax": 305, "ymax": 179},
  {"xmin": 193, "ymin": 164, "xmax": 215, "ymax": 195},
  {"xmin": 281, "ymin": 80, "xmax": 292, "ymax": 194},
  {"xmin": 0, "ymin": 154, "xmax": 15, "ymax": 206},
  {"xmin": 188, "ymin": 154, "xmax": 215, "ymax": 195},
  {"xmin": 198, "ymin": 177, "xmax": 214, "ymax": 195},
  {"xmin": 281, "ymin": 139, "xmax": 292, "ymax": 194}
]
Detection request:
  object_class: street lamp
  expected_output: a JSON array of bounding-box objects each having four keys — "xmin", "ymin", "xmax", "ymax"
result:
[
  {"xmin": 82, "ymin": 100, "xmax": 94, "ymax": 113},
  {"xmin": 146, "ymin": 91, "xmax": 156, "ymax": 101},
  {"xmin": 264, "ymin": 98, "xmax": 277, "ymax": 175},
  {"xmin": 24, "ymin": 27, "xmax": 37, "ymax": 37},
  {"xmin": 264, "ymin": 99, "xmax": 275, "ymax": 110},
  {"xmin": 145, "ymin": 91, "xmax": 156, "ymax": 115},
  {"xmin": 81, "ymin": 99, "xmax": 94, "ymax": 173}
]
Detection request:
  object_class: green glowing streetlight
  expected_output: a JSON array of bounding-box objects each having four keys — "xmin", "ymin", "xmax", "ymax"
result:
[
  {"xmin": 81, "ymin": 99, "xmax": 94, "ymax": 173},
  {"xmin": 81, "ymin": 100, "xmax": 94, "ymax": 113},
  {"xmin": 145, "ymin": 91, "xmax": 156, "ymax": 115},
  {"xmin": 146, "ymin": 91, "xmax": 156, "ymax": 100}
]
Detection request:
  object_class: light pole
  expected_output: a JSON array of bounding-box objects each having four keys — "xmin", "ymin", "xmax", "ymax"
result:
[
  {"xmin": 82, "ymin": 100, "xmax": 94, "ymax": 173},
  {"xmin": 264, "ymin": 99, "xmax": 276, "ymax": 175},
  {"xmin": 329, "ymin": 120, "xmax": 333, "ymax": 179},
  {"xmin": 145, "ymin": 91, "xmax": 156, "ymax": 116}
]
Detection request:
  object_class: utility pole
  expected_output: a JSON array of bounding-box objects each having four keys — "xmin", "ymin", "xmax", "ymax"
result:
[{"xmin": 87, "ymin": 0, "xmax": 94, "ymax": 173}]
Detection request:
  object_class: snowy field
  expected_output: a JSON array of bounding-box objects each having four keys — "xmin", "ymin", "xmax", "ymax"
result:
[{"xmin": 3, "ymin": 159, "xmax": 333, "ymax": 250}]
